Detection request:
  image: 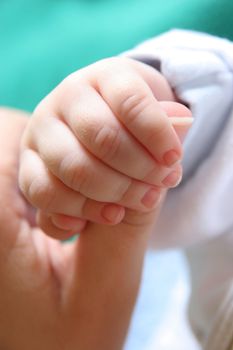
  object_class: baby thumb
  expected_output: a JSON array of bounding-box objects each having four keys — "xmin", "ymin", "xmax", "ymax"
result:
[{"xmin": 159, "ymin": 101, "xmax": 193, "ymax": 143}]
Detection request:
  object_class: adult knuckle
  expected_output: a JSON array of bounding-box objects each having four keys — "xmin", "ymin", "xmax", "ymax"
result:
[{"xmin": 123, "ymin": 210, "xmax": 157, "ymax": 229}]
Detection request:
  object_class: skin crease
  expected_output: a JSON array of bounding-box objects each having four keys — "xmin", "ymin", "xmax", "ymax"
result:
[
  {"xmin": 19, "ymin": 58, "xmax": 192, "ymax": 240},
  {"xmin": 0, "ymin": 64, "xmax": 191, "ymax": 349}
]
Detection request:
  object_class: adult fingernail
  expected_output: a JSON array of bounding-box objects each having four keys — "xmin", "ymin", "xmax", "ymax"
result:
[
  {"xmin": 141, "ymin": 188, "xmax": 161, "ymax": 208},
  {"xmin": 101, "ymin": 204, "xmax": 125, "ymax": 223}
]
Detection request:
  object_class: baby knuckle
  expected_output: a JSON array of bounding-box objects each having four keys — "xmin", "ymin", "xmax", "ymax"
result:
[
  {"xmin": 92, "ymin": 125, "xmax": 121, "ymax": 162},
  {"xmin": 96, "ymin": 56, "xmax": 126, "ymax": 72},
  {"xmin": 115, "ymin": 178, "xmax": 132, "ymax": 202},
  {"xmin": 28, "ymin": 177, "xmax": 55, "ymax": 211},
  {"xmin": 147, "ymin": 119, "xmax": 168, "ymax": 141},
  {"xmin": 18, "ymin": 167, "xmax": 29, "ymax": 195},
  {"xmin": 69, "ymin": 167, "xmax": 89, "ymax": 193},
  {"xmin": 72, "ymin": 166, "xmax": 92, "ymax": 195},
  {"xmin": 57, "ymin": 72, "xmax": 77, "ymax": 92},
  {"xmin": 119, "ymin": 92, "xmax": 150, "ymax": 123},
  {"xmin": 59, "ymin": 153, "xmax": 90, "ymax": 192}
]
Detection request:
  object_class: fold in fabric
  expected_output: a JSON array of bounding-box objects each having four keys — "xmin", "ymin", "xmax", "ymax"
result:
[
  {"xmin": 125, "ymin": 30, "xmax": 233, "ymax": 350},
  {"xmin": 125, "ymin": 29, "xmax": 233, "ymax": 248}
]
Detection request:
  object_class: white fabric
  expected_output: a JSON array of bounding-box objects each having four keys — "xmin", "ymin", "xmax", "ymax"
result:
[
  {"xmin": 126, "ymin": 30, "xmax": 233, "ymax": 350},
  {"xmin": 186, "ymin": 232, "xmax": 233, "ymax": 350},
  {"xmin": 145, "ymin": 279, "xmax": 201, "ymax": 350},
  {"xmin": 126, "ymin": 29, "xmax": 233, "ymax": 248}
]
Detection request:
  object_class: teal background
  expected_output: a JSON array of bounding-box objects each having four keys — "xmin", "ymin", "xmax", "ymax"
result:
[{"xmin": 1, "ymin": 0, "xmax": 233, "ymax": 111}]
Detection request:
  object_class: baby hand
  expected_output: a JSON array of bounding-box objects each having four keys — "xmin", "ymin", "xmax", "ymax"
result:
[{"xmin": 19, "ymin": 57, "xmax": 192, "ymax": 239}]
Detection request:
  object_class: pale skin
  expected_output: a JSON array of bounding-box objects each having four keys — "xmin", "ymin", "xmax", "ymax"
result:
[
  {"xmin": 0, "ymin": 58, "xmax": 191, "ymax": 349},
  {"xmin": 19, "ymin": 57, "xmax": 192, "ymax": 240}
]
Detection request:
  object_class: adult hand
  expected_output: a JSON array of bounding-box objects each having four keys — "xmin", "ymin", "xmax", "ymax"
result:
[{"xmin": 0, "ymin": 108, "xmax": 163, "ymax": 350}]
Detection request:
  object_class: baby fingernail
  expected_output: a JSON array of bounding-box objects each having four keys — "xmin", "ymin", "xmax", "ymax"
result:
[
  {"xmin": 141, "ymin": 188, "xmax": 161, "ymax": 208},
  {"xmin": 73, "ymin": 220, "xmax": 87, "ymax": 230},
  {"xmin": 102, "ymin": 204, "xmax": 125, "ymax": 223},
  {"xmin": 51, "ymin": 215, "xmax": 86, "ymax": 231},
  {"xmin": 163, "ymin": 149, "xmax": 181, "ymax": 167},
  {"xmin": 170, "ymin": 117, "xmax": 193, "ymax": 143},
  {"xmin": 162, "ymin": 170, "xmax": 182, "ymax": 187}
]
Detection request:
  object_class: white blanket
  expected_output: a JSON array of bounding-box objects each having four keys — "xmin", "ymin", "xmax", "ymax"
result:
[
  {"xmin": 126, "ymin": 29, "xmax": 233, "ymax": 248},
  {"xmin": 126, "ymin": 30, "xmax": 233, "ymax": 350}
]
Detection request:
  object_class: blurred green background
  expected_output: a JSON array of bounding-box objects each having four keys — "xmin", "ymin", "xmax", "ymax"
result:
[{"xmin": 0, "ymin": 0, "xmax": 233, "ymax": 111}]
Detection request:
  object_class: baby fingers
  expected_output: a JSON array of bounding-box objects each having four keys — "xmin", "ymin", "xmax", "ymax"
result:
[
  {"xmin": 22, "ymin": 115, "xmax": 175, "ymax": 210},
  {"xmin": 94, "ymin": 58, "xmax": 183, "ymax": 167},
  {"xmin": 19, "ymin": 149, "xmax": 126, "ymax": 232},
  {"xmin": 57, "ymin": 84, "xmax": 173, "ymax": 185},
  {"xmin": 37, "ymin": 212, "xmax": 87, "ymax": 240}
]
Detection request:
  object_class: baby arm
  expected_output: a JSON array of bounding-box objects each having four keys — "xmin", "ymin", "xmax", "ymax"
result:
[{"xmin": 19, "ymin": 57, "xmax": 192, "ymax": 239}]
